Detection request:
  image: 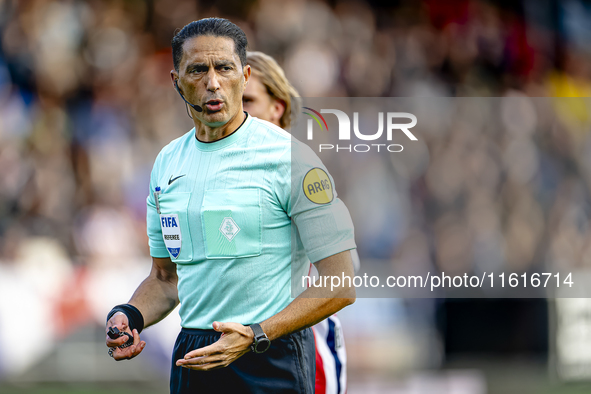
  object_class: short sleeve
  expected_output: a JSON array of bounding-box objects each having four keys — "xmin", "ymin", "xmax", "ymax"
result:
[
  {"xmin": 146, "ymin": 153, "xmax": 169, "ymax": 258},
  {"xmin": 275, "ymin": 141, "xmax": 356, "ymax": 263}
]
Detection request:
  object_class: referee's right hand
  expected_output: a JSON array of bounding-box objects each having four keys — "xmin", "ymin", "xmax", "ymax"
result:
[{"xmin": 106, "ymin": 312, "xmax": 146, "ymax": 361}]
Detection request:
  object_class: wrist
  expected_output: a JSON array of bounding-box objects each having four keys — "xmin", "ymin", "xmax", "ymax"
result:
[
  {"xmin": 249, "ymin": 323, "xmax": 271, "ymax": 354},
  {"xmin": 106, "ymin": 304, "xmax": 145, "ymax": 333}
]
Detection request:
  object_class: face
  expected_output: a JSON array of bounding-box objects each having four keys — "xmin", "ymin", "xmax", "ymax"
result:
[
  {"xmin": 172, "ymin": 35, "xmax": 249, "ymax": 127},
  {"xmin": 242, "ymin": 74, "xmax": 285, "ymax": 127}
]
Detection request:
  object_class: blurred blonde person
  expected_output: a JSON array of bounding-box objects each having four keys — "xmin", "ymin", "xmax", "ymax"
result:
[
  {"xmin": 244, "ymin": 51, "xmax": 348, "ymax": 394},
  {"xmin": 243, "ymin": 51, "xmax": 300, "ymax": 129}
]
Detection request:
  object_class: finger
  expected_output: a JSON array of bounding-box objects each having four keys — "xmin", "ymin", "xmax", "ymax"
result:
[
  {"xmin": 181, "ymin": 360, "xmax": 229, "ymax": 371},
  {"xmin": 105, "ymin": 324, "xmax": 135, "ymax": 347},
  {"xmin": 183, "ymin": 343, "xmax": 224, "ymax": 360},
  {"xmin": 112, "ymin": 340, "xmax": 146, "ymax": 361},
  {"xmin": 126, "ymin": 339, "xmax": 146, "ymax": 359},
  {"xmin": 176, "ymin": 353, "xmax": 225, "ymax": 367},
  {"xmin": 117, "ymin": 329, "xmax": 141, "ymax": 354},
  {"xmin": 106, "ymin": 335, "xmax": 129, "ymax": 347},
  {"xmin": 110, "ymin": 330, "xmax": 144, "ymax": 360},
  {"xmin": 212, "ymin": 321, "xmax": 241, "ymax": 333},
  {"xmin": 124, "ymin": 330, "xmax": 143, "ymax": 356}
]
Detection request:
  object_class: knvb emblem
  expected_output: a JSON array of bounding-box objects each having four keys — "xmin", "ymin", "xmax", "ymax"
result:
[
  {"xmin": 220, "ymin": 217, "xmax": 240, "ymax": 242},
  {"xmin": 302, "ymin": 107, "xmax": 417, "ymax": 153}
]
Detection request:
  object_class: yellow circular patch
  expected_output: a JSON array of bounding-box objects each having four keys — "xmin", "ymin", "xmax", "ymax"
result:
[{"xmin": 303, "ymin": 168, "xmax": 334, "ymax": 204}]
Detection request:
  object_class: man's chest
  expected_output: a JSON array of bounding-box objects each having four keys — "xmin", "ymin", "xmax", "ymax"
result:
[{"xmin": 154, "ymin": 151, "xmax": 288, "ymax": 262}]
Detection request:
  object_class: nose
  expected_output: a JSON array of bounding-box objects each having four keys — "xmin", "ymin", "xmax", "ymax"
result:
[{"xmin": 205, "ymin": 69, "xmax": 220, "ymax": 92}]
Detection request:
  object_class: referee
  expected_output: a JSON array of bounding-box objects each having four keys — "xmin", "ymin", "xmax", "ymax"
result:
[{"xmin": 105, "ymin": 18, "xmax": 356, "ymax": 394}]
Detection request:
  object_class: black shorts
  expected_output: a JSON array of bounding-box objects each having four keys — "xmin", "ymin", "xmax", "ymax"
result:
[{"xmin": 170, "ymin": 327, "xmax": 315, "ymax": 394}]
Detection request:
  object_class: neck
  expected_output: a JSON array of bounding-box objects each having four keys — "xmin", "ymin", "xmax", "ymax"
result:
[{"xmin": 193, "ymin": 110, "xmax": 246, "ymax": 142}]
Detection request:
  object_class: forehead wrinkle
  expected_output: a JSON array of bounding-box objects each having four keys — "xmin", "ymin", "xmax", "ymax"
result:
[{"xmin": 180, "ymin": 36, "xmax": 240, "ymax": 69}]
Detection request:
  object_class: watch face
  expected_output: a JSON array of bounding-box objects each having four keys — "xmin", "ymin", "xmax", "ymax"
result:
[{"xmin": 255, "ymin": 338, "xmax": 271, "ymax": 353}]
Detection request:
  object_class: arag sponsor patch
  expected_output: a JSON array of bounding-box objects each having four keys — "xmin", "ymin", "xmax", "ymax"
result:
[{"xmin": 302, "ymin": 168, "xmax": 333, "ymax": 204}]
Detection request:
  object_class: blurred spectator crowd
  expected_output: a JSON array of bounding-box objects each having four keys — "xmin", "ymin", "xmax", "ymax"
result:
[{"xmin": 3, "ymin": 0, "xmax": 591, "ymax": 380}]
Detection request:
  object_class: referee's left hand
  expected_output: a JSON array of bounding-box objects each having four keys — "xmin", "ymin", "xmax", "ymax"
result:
[{"xmin": 176, "ymin": 321, "xmax": 254, "ymax": 371}]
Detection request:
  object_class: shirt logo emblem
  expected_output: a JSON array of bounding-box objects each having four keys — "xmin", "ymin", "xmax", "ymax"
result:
[
  {"xmin": 160, "ymin": 214, "xmax": 182, "ymax": 258},
  {"xmin": 168, "ymin": 174, "xmax": 186, "ymax": 185},
  {"xmin": 219, "ymin": 217, "xmax": 240, "ymax": 242}
]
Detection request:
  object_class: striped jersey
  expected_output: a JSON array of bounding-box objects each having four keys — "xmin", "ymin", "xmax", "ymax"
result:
[{"xmin": 314, "ymin": 316, "xmax": 347, "ymax": 394}]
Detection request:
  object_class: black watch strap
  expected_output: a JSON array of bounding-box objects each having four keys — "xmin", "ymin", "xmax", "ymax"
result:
[
  {"xmin": 250, "ymin": 323, "xmax": 271, "ymax": 353},
  {"xmin": 250, "ymin": 323, "xmax": 265, "ymax": 339}
]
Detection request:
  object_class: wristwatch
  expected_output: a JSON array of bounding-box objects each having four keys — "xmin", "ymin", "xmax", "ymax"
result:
[{"xmin": 249, "ymin": 323, "xmax": 271, "ymax": 353}]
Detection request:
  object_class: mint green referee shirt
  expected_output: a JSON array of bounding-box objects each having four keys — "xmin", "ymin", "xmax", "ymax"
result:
[{"xmin": 147, "ymin": 114, "xmax": 356, "ymax": 329}]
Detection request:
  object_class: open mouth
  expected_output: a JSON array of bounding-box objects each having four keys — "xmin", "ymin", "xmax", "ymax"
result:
[{"xmin": 205, "ymin": 99, "xmax": 223, "ymax": 112}]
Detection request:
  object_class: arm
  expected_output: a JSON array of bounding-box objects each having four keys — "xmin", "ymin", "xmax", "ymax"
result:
[
  {"xmin": 129, "ymin": 256, "xmax": 180, "ymax": 326},
  {"xmin": 176, "ymin": 250, "xmax": 355, "ymax": 370},
  {"xmin": 260, "ymin": 249, "xmax": 356, "ymax": 340},
  {"xmin": 106, "ymin": 256, "xmax": 179, "ymax": 360}
]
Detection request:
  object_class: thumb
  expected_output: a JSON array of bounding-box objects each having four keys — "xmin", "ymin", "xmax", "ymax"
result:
[{"xmin": 212, "ymin": 321, "xmax": 232, "ymax": 332}]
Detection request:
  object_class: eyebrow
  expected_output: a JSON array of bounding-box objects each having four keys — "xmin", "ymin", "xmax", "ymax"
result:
[
  {"xmin": 185, "ymin": 60, "xmax": 236, "ymax": 72},
  {"xmin": 214, "ymin": 60, "xmax": 235, "ymax": 67}
]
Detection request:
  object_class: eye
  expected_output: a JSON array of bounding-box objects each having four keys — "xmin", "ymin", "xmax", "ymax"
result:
[{"xmin": 191, "ymin": 66, "xmax": 207, "ymax": 73}]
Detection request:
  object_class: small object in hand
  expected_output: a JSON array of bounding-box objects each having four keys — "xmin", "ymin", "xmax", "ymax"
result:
[{"xmin": 107, "ymin": 326, "xmax": 134, "ymax": 349}]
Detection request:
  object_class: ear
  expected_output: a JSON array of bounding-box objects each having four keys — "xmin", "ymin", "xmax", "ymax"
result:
[
  {"xmin": 243, "ymin": 64, "xmax": 251, "ymax": 88},
  {"xmin": 170, "ymin": 70, "xmax": 180, "ymax": 91},
  {"xmin": 270, "ymin": 99, "xmax": 286, "ymax": 127}
]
